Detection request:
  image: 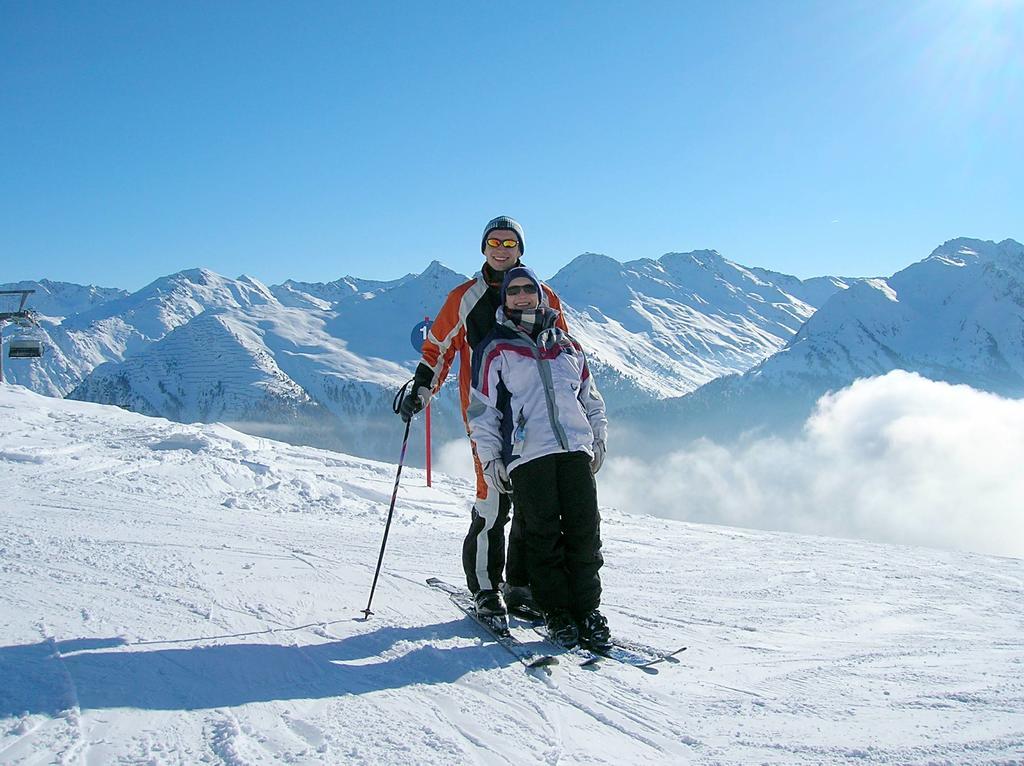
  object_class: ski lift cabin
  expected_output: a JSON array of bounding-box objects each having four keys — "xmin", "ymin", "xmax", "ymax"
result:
[
  {"xmin": 8, "ymin": 338, "xmax": 44, "ymax": 358},
  {"xmin": 0, "ymin": 288, "xmax": 43, "ymax": 382}
]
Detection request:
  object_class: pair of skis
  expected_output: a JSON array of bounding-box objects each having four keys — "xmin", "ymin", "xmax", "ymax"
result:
[{"xmin": 426, "ymin": 578, "xmax": 686, "ymax": 671}]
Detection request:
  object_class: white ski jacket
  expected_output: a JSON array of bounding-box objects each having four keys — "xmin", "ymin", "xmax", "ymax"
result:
[{"xmin": 468, "ymin": 306, "xmax": 607, "ymax": 472}]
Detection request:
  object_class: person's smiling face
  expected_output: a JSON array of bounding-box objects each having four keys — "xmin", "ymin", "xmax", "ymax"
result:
[
  {"xmin": 505, "ymin": 277, "xmax": 540, "ymax": 311},
  {"xmin": 484, "ymin": 229, "xmax": 521, "ymax": 272}
]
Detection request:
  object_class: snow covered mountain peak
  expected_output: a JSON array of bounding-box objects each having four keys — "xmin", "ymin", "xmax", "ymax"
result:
[
  {"xmin": 659, "ymin": 248, "xmax": 729, "ymax": 271},
  {"xmin": 555, "ymin": 251, "xmax": 624, "ymax": 274},
  {"xmin": 927, "ymin": 236, "xmax": 1022, "ymax": 258},
  {"xmin": 69, "ymin": 308, "xmax": 318, "ymax": 423},
  {"xmin": 864, "ymin": 278, "xmax": 899, "ymax": 303},
  {"xmin": 546, "ymin": 249, "xmax": 834, "ymax": 401},
  {"xmin": 418, "ymin": 259, "xmax": 462, "ymax": 280},
  {"xmin": 634, "ymin": 236, "xmax": 1024, "ymax": 446},
  {"xmin": 18, "ymin": 238, "xmax": 1007, "ymax": 466},
  {"xmin": 0, "ymin": 279, "xmax": 128, "ymax": 319},
  {"xmin": 17, "ymin": 246, "xmax": 847, "ymax": 457},
  {"xmin": 170, "ymin": 267, "xmax": 219, "ymax": 285},
  {"xmin": 658, "ymin": 249, "xmax": 779, "ymax": 295},
  {"xmin": 273, "ymin": 270, "xmax": 422, "ymax": 308},
  {"xmin": 235, "ymin": 273, "xmax": 276, "ymax": 300},
  {"xmin": 150, "ymin": 267, "xmax": 277, "ymax": 307},
  {"xmin": 554, "ymin": 249, "xmax": 745, "ymax": 287},
  {"xmin": 790, "ymin": 238, "xmax": 1024, "ymax": 376},
  {"xmin": 911, "ymin": 237, "xmax": 1023, "ymax": 273},
  {"xmin": 60, "ymin": 267, "xmax": 280, "ymax": 352},
  {"xmin": 14, "ymin": 268, "xmax": 305, "ymax": 398}
]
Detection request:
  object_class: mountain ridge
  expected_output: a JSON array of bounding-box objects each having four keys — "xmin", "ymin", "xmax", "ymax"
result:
[
  {"xmin": 10, "ymin": 239, "xmax": 1014, "ymax": 462},
  {"xmin": 622, "ymin": 236, "xmax": 1024, "ymax": 450}
]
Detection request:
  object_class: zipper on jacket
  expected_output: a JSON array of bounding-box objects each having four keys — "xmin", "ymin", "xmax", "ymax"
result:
[{"xmin": 513, "ymin": 324, "xmax": 571, "ymax": 452}]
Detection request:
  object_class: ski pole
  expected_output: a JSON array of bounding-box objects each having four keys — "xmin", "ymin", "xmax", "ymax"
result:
[{"xmin": 360, "ymin": 380, "xmax": 415, "ymax": 619}]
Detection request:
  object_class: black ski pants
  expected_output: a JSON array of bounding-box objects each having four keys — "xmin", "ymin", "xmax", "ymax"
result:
[{"xmin": 509, "ymin": 451, "xmax": 603, "ymax": 618}]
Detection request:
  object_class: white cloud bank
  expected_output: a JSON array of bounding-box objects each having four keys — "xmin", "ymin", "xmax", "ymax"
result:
[
  {"xmin": 601, "ymin": 371, "xmax": 1024, "ymax": 559},
  {"xmin": 433, "ymin": 438, "xmax": 477, "ymax": 481}
]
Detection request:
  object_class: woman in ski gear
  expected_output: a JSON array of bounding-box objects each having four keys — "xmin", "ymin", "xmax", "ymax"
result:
[
  {"xmin": 401, "ymin": 216, "xmax": 569, "ymax": 619},
  {"xmin": 468, "ymin": 266, "xmax": 611, "ymax": 648}
]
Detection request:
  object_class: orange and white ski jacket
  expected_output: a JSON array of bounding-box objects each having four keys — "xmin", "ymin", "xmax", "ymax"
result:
[{"xmin": 412, "ymin": 263, "xmax": 568, "ymax": 431}]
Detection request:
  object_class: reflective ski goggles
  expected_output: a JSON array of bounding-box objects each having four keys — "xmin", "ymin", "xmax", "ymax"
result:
[
  {"xmin": 486, "ymin": 238, "xmax": 519, "ymax": 249},
  {"xmin": 505, "ymin": 284, "xmax": 538, "ymax": 296}
]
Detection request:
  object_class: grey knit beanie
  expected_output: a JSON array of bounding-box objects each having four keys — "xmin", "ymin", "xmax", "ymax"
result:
[
  {"xmin": 500, "ymin": 266, "xmax": 543, "ymax": 305},
  {"xmin": 481, "ymin": 215, "xmax": 525, "ymax": 255}
]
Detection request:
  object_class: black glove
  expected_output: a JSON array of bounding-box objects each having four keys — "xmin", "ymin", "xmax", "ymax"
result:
[{"xmin": 399, "ymin": 386, "xmax": 430, "ymax": 422}]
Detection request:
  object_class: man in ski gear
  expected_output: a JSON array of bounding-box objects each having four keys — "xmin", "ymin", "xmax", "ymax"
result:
[
  {"xmin": 401, "ymin": 216, "xmax": 569, "ymax": 619},
  {"xmin": 467, "ymin": 266, "xmax": 611, "ymax": 649}
]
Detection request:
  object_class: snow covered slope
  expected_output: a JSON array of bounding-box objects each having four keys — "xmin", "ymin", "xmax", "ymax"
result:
[
  {"xmin": 319, "ymin": 260, "xmax": 468, "ymax": 361},
  {"xmin": 66, "ymin": 300, "xmax": 435, "ymax": 459},
  {"xmin": 67, "ymin": 310, "xmax": 331, "ymax": 422},
  {"xmin": 1, "ymin": 386, "xmax": 1022, "ymax": 764},
  {"xmin": 630, "ymin": 238, "xmax": 1024, "ymax": 444},
  {"xmin": 271, "ymin": 273, "xmax": 418, "ymax": 310},
  {"xmin": 64, "ymin": 263, "xmax": 470, "ymax": 460},
  {"xmin": 0, "ymin": 280, "xmax": 128, "ymax": 396},
  {"xmin": 747, "ymin": 268, "xmax": 855, "ymax": 309},
  {"xmin": 1, "ymin": 269, "xmax": 281, "ymax": 397}
]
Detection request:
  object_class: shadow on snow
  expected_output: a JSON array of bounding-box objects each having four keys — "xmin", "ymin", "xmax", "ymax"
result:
[{"xmin": 0, "ymin": 619, "xmax": 525, "ymax": 716}]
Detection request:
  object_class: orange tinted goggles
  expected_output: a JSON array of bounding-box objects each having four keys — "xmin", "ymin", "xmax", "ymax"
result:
[{"xmin": 486, "ymin": 238, "xmax": 519, "ymax": 249}]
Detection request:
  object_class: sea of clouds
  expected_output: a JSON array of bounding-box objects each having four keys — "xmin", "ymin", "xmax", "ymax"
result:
[{"xmin": 602, "ymin": 371, "xmax": 1024, "ymax": 559}]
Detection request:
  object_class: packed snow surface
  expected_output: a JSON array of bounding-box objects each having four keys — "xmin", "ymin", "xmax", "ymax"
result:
[{"xmin": 1, "ymin": 386, "xmax": 1022, "ymax": 765}]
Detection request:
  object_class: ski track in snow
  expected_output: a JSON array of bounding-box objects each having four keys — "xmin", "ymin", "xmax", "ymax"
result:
[{"xmin": 1, "ymin": 385, "xmax": 1024, "ymax": 764}]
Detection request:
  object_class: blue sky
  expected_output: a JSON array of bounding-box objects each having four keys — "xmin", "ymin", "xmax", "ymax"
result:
[{"xmin": 2, "ymin": 1, "xmax": 1021, "ymax": 290}]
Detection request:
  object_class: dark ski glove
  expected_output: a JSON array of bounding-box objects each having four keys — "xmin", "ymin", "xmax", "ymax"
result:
[{"xmin": 399, "ymin": 386, "xmax": 431, "ymax": 422}]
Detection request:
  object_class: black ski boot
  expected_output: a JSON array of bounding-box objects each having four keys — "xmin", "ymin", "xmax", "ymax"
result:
[
  {"xmin": 474, "ymin": 588, "xmax": 509, "ymax": 633},
  {"xmin": 500, "ymin": 582, "xmax": 542, "ymax": 620},
  {"xmin": 576, "ymin": 609, "xmax": 612, "ymax": 650},
  {"xmin": 545, "ymin": 609, "xmax": 580, "ymax": 648}
]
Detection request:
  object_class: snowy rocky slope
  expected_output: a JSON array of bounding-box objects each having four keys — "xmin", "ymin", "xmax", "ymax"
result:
[
  {"xmin": 547, "ymin": 250, "xmax": 835, "ymax": 404},
  {"xmin": 1, "ymin": 386, "xmax": 1022, "ymax": 765},
  {"xmin": 65, "ymin": 297, "xmax": 424, "ymax": 458},
  {"xmin": 7, "ymin": 252, "xmax": 851, "ymax": 461},
  {"xmin": 1, "ymin": 270, "xmax": 285, "ymax": 398},
  {"xmin": 272, "ymin": 273, "xmax": 419, "ymax": 310},
  {"xmin": 746, "ymin": 268, "xmax": 854, "ymax": 311},
  {"xmin": 0, "ymin": 279, "xmax": 127, "ymax": 319},
  {"xmin": 65, "ymin": 263, "xmax": 470, "ymax": 460},
  {"xmin": 0, "ymin": 280, "xmax": 127, "ymax": 396},
  {"xmin": 628, "ymin": 238, "xmax": 1024, "ymax": 446}
]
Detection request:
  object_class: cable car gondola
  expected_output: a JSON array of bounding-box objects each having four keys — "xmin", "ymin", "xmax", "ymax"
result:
[
  {"xmin": 0, "ymin": 289, "xmax": 43, "ymax": 382},
  {"xmin": 8, "ymin": 338, "xmax": 44, "ymax": 358}
]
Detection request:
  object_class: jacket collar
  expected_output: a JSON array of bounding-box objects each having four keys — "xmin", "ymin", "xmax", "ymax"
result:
[{"xmin": 481, "ymin": 260, "xmax": 523, "ymax": 290}]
